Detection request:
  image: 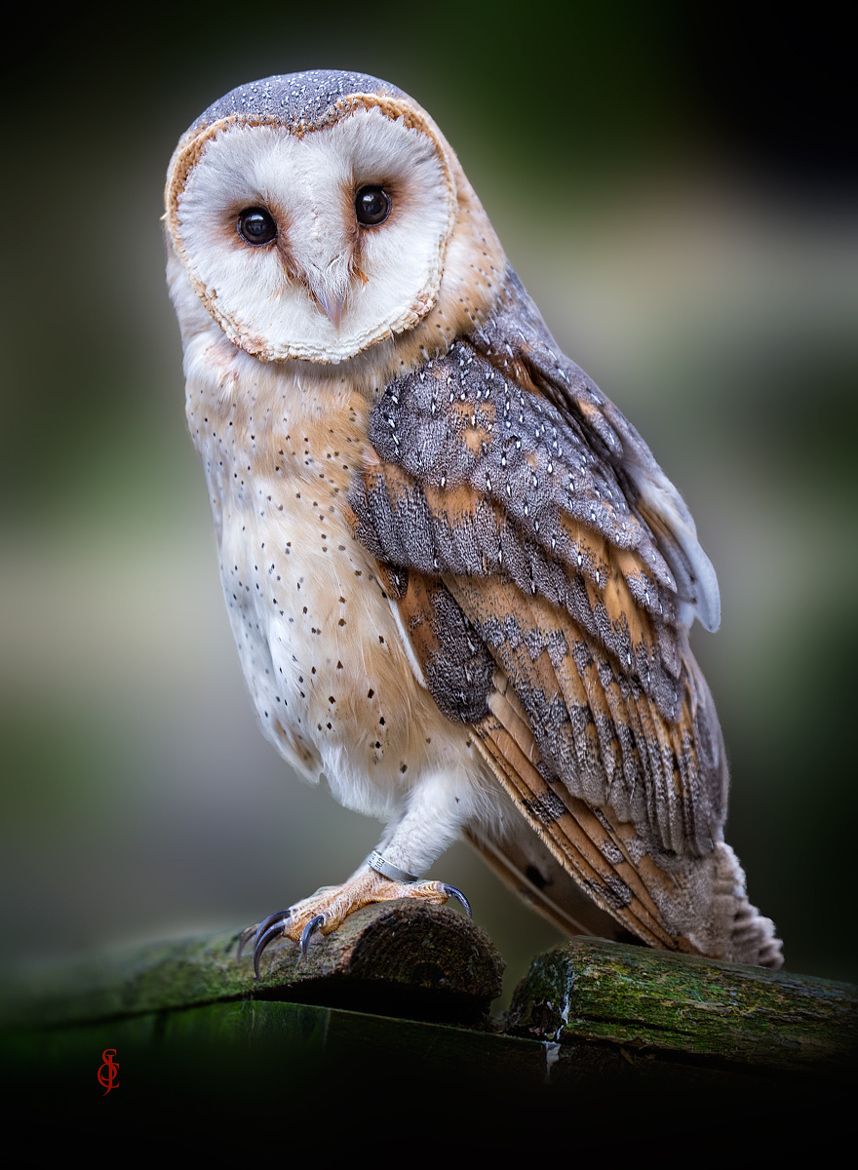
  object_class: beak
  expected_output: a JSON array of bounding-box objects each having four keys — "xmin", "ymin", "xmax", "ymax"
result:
[{"xmin": 314, "ymin": 289, "xmax": 346, "ymax": 329}]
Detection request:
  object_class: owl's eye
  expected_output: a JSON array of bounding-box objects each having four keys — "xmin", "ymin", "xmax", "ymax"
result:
[
  {"xmin": 237, "ymin": 207, "xmax": 277, "ymax": 246},
  {"xmin": 355, "ymin": 186, "xmax": 391, "ymax": 226}
]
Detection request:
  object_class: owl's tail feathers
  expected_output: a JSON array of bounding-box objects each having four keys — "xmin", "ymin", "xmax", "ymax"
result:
[
  {"xmin": 467, "ymin": 820, "xmax": 785, "ymax": 970},
  {"xmin": 712, "ymin": 842, "xmax": 784, "ymax": 969}
]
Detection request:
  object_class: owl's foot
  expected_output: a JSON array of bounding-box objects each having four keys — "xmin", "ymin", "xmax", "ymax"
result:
[{"xmin": 238, "ymin": 866, "xmax": 471, "ymax": 978}]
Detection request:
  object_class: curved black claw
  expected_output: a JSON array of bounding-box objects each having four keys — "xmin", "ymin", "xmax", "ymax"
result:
[
  {"xmin": 252, "ymin": 911, "xmax": 291, "ymax": 980},
  {"xmin": 237, "ymin": 908, "xmax": 289, "ymax": 961},
  {"xmin": 441, "ymin": 884, "xmax": 472, "ymax": 918},
  {"xmin": 300, "ymin": 914, "xmax": 325, "ymax": 957}
]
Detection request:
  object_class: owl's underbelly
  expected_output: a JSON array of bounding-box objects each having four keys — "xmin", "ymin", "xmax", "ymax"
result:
[{"xmin": 212, "ymin": 469, "xmax": 463, "ymax": 821}]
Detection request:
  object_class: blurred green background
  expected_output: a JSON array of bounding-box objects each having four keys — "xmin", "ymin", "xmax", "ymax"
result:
[{"xmin": 2, "ymin": 5, "xmax": 855, "ymax": 998}]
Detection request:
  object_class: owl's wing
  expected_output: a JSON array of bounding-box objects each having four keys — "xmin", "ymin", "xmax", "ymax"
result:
[{"xmin": 349, "ymin": 269, "xmax": 732, "ymax": 954}]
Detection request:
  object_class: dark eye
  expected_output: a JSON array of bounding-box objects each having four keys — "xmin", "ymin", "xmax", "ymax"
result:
[
  {"xmin": 355, "ymin": 185, "xmax": 391, "ymax": 226},
  {"xmin": 237, "ymin": 207, "xmax": 277, "ymax": 245}
]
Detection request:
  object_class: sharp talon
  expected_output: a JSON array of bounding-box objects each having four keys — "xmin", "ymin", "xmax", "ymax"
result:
[
  {"xmin": 256, "ymin": 908, "xmax": 292, "ymax": 939},
  {"xmin": 441, "ymin": 884, "xmax": 472, "ymax": 918},
  {"xmin": 300, "ymin": 915, "xmax": 325, "ymax": 957},
  {"xmin": 238, "ymin": 908, "xmax": 289, "ymax": 962},
  {"xmin": 252, "ymin": 915, "xmax": 290, "ymax": 980}
]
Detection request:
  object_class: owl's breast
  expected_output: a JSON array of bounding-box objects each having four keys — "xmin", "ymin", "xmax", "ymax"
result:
[{"xmin": 186, "ymin": 349, "xmax": 465, "ymax": 820}]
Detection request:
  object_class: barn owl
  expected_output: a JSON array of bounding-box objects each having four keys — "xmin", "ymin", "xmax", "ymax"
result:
[{"xmin": 164, "ymin": 70, "xmax": 783, "ymax": 974}]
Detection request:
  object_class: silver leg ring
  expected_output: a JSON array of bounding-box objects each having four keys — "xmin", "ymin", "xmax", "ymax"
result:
[{"xmin": 367, "ymin": 850, "xmax": 420, "ymax": 884}]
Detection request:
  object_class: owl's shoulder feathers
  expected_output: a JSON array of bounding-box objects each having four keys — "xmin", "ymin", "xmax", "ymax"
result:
[{"xmin": 478, "ymin": 270, "xmax": 721, "ymax": 632}]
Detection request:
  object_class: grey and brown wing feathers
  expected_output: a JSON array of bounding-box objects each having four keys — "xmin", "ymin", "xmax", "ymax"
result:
[{"xmin": 350, "ymin": 268, "xmax": 782, "ymax": 968}]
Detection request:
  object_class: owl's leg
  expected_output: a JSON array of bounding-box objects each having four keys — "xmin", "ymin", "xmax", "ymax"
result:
[{"xmin": 240, "ymin": 770, "xmax": 474, "ymax": 978}]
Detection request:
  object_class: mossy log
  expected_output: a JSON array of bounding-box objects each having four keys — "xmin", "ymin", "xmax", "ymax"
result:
[
  {"xmin": 3, "ymin": 901, "xmax": 503, "ymax": 1029},
  {"xmin": 507, "ymin": 937, "xmax": 857, "ymax": 1075}
]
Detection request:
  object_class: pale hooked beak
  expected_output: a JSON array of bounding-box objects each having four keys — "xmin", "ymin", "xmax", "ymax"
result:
[
  {"xmin": 303, "ymin": 254, "xmax": 349, "ymax": 330},
  {"xmin": 314, "ymin": 289, "xmax": 346, "ymax": 329}
]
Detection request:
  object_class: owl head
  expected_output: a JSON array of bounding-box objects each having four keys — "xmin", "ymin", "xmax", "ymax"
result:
[{"xmin": 165, "ymin": 70, "xmax": 501, "ymax": 366}]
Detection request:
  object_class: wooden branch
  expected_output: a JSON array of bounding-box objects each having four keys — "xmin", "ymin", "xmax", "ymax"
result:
[
  {"xmin": 506, "ymin": 937, "xmax": 858, "ymax": 1075},
  {"xmin": 4, "ymin": 902, "xmax": 503, "ymax": 1030}
]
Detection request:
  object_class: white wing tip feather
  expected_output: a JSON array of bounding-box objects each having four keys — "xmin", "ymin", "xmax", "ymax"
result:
[{"xmin": 635, "ymin": 471, "xmax": 721, "ymax": 633}]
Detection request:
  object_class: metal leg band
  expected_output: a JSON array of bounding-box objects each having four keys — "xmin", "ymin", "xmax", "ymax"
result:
[{"xmin": 367, "ymin": 850, "xmax": 419, "ymax": 884}]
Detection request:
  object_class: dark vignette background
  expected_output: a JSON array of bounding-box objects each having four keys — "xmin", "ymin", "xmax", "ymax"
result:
[{"xmin": 1, "ymin": 4, "xmax": 855, "ymax": 998}]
